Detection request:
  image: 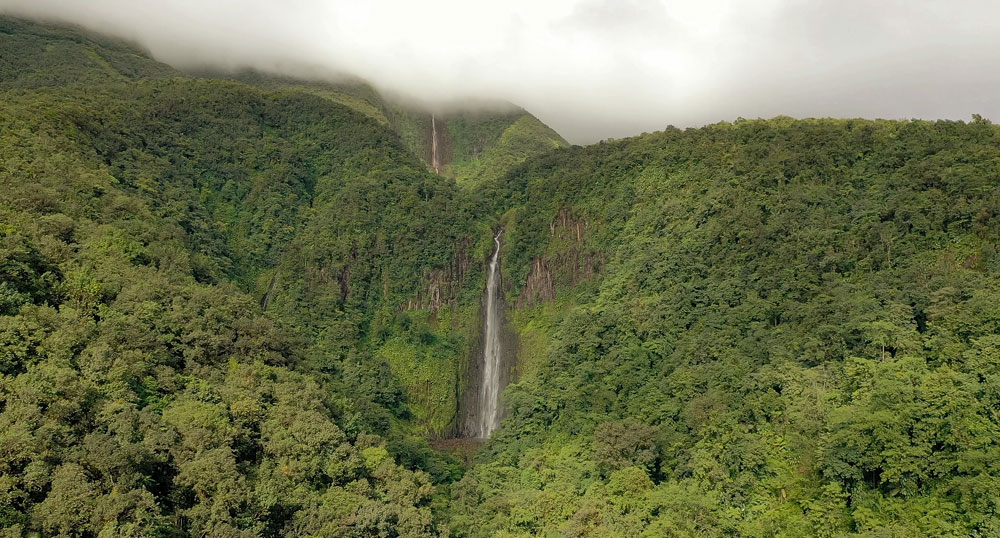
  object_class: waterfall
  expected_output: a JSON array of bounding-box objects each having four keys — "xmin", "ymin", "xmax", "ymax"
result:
[
  {"xmin": 431, "ymin": 114, "xmax": 441, "ymax": 174},
  {"xmin": 458, "ymin": 229, "xmax": 514, "ymax": 439},
  {"xmin": 477, "ymin": 230, "xmax": 504, "ymax": 438}
]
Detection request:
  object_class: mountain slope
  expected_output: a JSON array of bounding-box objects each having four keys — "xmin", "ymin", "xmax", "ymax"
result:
[
  {"xmin": 0, "ymin": 16, "xmax": 494, "ymax": 535},
  {"xmin": 234, "ymin": 75, "xmax": 570, "ymax": 184},
  {"xmin": 454, "ymin": 117, "xmax": 1000, "ymax": 537},
  {"xmin": 0, "ymin": 14, "xmax": 568, "ymax": 186},
  {"xmin": 0, "ymin": 78, "xmax": 462, "ymax": 535},
  {"xmin": 388, "ymin": 103, "xmax": 570, "ymax": 184},
  {"xmin": 4, "ymin": 14, "xmax": 1000, "ymax": 538},
  {"xmin": 0, "ymin": 16, "xmax": 177, "ymax": 87},
  {"xmin": 0, "ymin": 13, "xmax": 552, "ymax": 439}
]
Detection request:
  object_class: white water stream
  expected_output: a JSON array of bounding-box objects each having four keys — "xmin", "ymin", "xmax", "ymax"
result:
[{"xmin": 476, "ymin": 230, "xmax": 503, "ymax": 438}]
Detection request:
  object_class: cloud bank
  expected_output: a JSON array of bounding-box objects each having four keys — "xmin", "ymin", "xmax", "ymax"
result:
[{"xmin": 3, "ymin": 0, "xmax": 1000, "ymax": 143}]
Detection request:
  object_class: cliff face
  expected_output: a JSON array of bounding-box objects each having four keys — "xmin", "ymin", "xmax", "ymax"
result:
[
  {"xmin": 402, "ymin": 207, "xmax": 601, "ymax": 438},
  {"xmin": 517, "ymin": 207, "xmax": 601, "ymax": 308},
  {"xmin": 406, "ymin": 238, "xmax": 474, "ymax": 312}
]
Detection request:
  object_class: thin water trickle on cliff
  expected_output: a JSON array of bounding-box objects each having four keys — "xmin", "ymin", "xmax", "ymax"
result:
[
  {"xmin": 476, "ymin": 230, "xmax": 503, "ymax": 438},
  {"xmin": 431, "ymin": 114, "xmax": 441, "ymax": 174}
]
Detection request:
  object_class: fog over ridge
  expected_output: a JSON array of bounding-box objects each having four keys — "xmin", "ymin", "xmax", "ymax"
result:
[{"xmin": 3, "ymin": 0, "xmax": 1000, "ymax": 143}]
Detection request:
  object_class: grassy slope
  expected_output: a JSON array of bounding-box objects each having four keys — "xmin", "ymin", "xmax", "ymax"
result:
[
  {"xmin": 227, "ymin": 71, "xmax": 392, "ymax": 126},
  {"xmin": 346, "ymin": 100, "xmax": 569, "ymax": 185},
  {"xmin": 443, "ymin": 110, "xmax": 569, "ymax": 185}
]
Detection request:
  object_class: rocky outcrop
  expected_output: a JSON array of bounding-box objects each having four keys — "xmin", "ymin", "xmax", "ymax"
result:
[
  {"xmin": 406, "ymin": 238, "xmax": 473, "ymax": 311},
  {"xmin": 516, "ymin": 207, "xmax": 601, "ymax": 308}
]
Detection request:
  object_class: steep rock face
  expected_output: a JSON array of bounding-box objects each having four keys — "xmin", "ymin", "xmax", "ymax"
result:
[
  {"xmin": 399, "ymin": 233, "xmax": 522, "ymax": 439},
  {"xmin": 397, "ymin": 237, "xmax": 480, "ymax": 438},
  {"xmin": 407, "ymin": 238, "xmax": 474, "ymax": 312},
  {"xmin": 517, "ymin": 207, "xmax": 601, "ymax": 308}
]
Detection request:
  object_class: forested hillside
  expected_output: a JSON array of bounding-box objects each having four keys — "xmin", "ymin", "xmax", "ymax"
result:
[
  {"xmin": 0, "ymin": 85, "xmax": 456, "ymax": 536},
  {"xmin": 235, "ymin": 75, "xmax": 569, "ymax": 184},
  {"xmin": 457, "ymin": 117, "xmax": 1000, "ymax": 537},
  {"xmin": 2, "ymin": 15, "xmax": 1000, "ymax": 538},
  {"xmin": 0, "ymin": 16, "xmax": 177, "ymax": 87},
  {"xmin": 0, "ymin": 16, "xmax": 489, "ymax": 535},
  {"xmin": 2, "ymin": 16, "xmax": 565, "ymax": 184}
]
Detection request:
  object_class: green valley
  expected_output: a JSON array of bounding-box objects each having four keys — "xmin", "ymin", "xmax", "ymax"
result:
[{"xmin": 1, "ymin": 15, "xmax": 999, "ymax": 538}]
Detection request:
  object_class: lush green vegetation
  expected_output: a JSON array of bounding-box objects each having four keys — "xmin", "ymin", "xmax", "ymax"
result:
[
  {"xmin": 0, "ymin": 82, "xmax": 471, "ymax": 537},
  {"xmin": 374, "ymin": 102, "xmax": 568, "ymax": 185},
  {"xmin": 0, "ymin": 17, "xmax": 177, "ymax": 88},
  {"xmin": 0, "ymin": 14, "xmax": 564, "ymax": 187},
  {"xmin": 3, "ymin": 15, "xmax": 1000, "ymax": 538},
  {"xmin": 437, "ymin": 109, "xmax": 569, "ymax": 185},
  {"xmin": 227, "ymin": 72, "xmax": 392, "ymax": 127},
  {"xmin": 0, "ymin": 17, "xmax": 483, "ymax": 535},
  {"xmin": 224, "ymin": 77, "xmax": 568, "ymax": 185},
  {"xmin": 456, "ymin": 117, "xmax": 1000, "ymax": 537}
]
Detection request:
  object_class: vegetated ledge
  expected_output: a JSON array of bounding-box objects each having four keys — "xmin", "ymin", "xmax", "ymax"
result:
[{"xmin": 516, "ymin": 207, "xmax": 602, "ymax": 308}]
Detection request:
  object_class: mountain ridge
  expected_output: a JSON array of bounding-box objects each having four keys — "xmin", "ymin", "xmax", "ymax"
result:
[{"xmin": 0, "ymin": 14, "xmax": 568, "ymax": 184}]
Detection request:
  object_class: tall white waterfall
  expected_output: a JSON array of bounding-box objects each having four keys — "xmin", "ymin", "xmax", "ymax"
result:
[
  {"xmin": 477, "ymin": 230, "xmax": 504, "ymax": 438},
  {"xmin": 431, "ymin": 114, "xmax": 441, "ymax": 174}
]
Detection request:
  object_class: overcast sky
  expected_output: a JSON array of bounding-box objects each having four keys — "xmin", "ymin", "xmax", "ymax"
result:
[{"xmin": 3, "ymin": 0, "xmax": 1000, "ymax": 143}]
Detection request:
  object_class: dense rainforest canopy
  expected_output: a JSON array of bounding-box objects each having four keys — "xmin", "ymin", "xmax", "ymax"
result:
[{"xmin": 2, "ymin": 15, "xmax": 999, "ymax": 538}]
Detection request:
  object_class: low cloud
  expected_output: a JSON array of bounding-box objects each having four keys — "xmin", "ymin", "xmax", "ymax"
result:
[{"xmin": 3, "ymin": 0, "xmax": 1000, "ymax": 143}]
